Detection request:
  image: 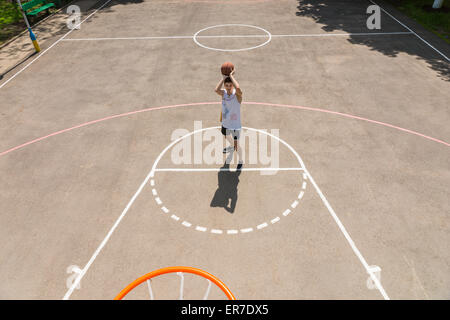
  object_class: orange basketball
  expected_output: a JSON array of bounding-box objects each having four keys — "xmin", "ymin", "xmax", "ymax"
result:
[{"xmin": 221, "ymin": 62, "xmax": 234, "ymax": 76}]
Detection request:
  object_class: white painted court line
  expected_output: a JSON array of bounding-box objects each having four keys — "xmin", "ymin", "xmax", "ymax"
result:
[
  {"xmin": 60, "ymin": 31, "xmax": 413, "ymax": 42},
  {"xmin": 61, "ymin": 35, "xmax": 194, "ymax": 41},
  {"xmin": 150, "ymin": 127, "xmax": 308, "ymax": 236},
  {"xmin": 0, "ymin": 0, "xmax": 114, "ymax": 90},
  {"xmin": 303, "ymin": 169, "xmax": 390, "ymax": 300},
  {"xmin": 257, "ymin": 223, "xmax": 268, "ymax": 229},
  {"xmin": 1, "ymin": 3, "xmax": 444, "ymax": 90},
  {"xmin": 0, "ymin": 27, "xmax": 422, "ymax": 90},
  {"xmin": 154, "ymin": 167, "xmax": 304, "ymax": 172},
  {"xmin": 272, "ymin": 32, "xmax": 412, "ymax": 37},
  {"xmin": 245, "ymin": 128, "xmax": 390, "ymax": 299},
  {"xmin": 148, "ymin": 124, "xmax": 389, "ymax": 303},
  {"xmin": 193, "ymin": 24, "xmax": 272, "ymax": 52},
  {"xmin": 152, "ymin": 162, "xmax": 305, "ymax": 235},
  {"xmin": 63, "ymin": 125, "xmax": 388, "ymax": 300},
  {"xmin": 271, "ymin": 217, "xmax": 280, "ymax": 224},
  {"xmin": 62, "ymin": 138, "xmax": 152, "ymax": 300},
  {"xmin": 369, "ymin": 0, "xmax": 449, "ymax": 62},
  {"xmin": 182, "ymin": 221, "xmax": 192, "ymax": 227},
  {"xmin": 161, "ymin": 206, "xmax": 169, "ymax": 214}
]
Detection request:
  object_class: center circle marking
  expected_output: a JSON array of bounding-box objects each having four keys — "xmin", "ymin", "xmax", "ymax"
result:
[{"xmin": 193, "ymin": 24, "xmax": 272, "ymax": 52}]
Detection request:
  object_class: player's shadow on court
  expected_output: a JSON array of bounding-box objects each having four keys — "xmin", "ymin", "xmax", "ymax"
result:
[{"xmin": 210, "ymin": 161, "xmax": 242, "ymax": 214}]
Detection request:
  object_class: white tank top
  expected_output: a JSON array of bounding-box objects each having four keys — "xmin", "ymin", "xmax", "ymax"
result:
[{"xmin": 221, "ymin": 88, "xmax": 241, "ymax": 130}]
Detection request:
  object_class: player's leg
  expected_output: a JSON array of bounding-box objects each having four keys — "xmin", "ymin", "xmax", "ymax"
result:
[
  {"xmin": 223, "ymin": 127, "xmax": 234, "ymax": 153},
  {"xmin": 234, "ymin": 130, "xmax": 243, "ymax": 168}
]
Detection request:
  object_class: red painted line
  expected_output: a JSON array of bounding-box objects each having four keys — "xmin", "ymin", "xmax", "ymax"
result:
[
  {"xmin": 0, "ymin": 102, "xmax": 213, "ymax": 158},
  {"xmin": 0, "ymin": 101, "xmax": 448, "ymax": 158},
  {"xmin": 251, "ymin": 102, "xmax": 450, "ymax": 147}
]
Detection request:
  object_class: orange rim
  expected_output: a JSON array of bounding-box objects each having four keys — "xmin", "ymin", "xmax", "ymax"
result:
[{"xmin": 114, "ymin": 266, "xmax": 236, "ymax": 300}]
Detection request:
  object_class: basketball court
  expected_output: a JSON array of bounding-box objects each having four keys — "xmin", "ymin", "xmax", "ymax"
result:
[{"xmin": 0, "ymin": 0, "xmax": 449, "ymax": 300}]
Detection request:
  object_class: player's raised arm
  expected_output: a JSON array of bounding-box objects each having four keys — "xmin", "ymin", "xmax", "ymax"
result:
[
  {"xmin": 215, "ymin": 75, "xmax": 226, "ymax": 96},
  {"xmin": 229, "ymin": 70, "xmax": 242, "ymax": 101}
]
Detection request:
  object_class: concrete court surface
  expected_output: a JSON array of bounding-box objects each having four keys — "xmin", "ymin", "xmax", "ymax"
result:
[{"xmin": 0, "ymin": 0, "xmax": 449, "ymax": 299}]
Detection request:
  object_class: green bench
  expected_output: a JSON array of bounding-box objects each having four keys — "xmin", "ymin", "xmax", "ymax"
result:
[{"xmin": 21, "ymin": 0, "xmax": 60, "ymax": 17}]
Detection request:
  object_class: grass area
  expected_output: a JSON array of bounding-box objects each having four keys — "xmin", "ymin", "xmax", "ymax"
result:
[
  {"xmin": 0, "ymin": 0, "xmax": 24, "ymax": 45},
  {"xmin": 0, "ymin": 0, "xmax": 22, "ymax": 27},
  {"xmin": 0, "ymin": 0, "xmax": 63, "ymax": 46},
  {"xmin": 385, "ymin": 0, "xmax": 450, "ymax": 44}
]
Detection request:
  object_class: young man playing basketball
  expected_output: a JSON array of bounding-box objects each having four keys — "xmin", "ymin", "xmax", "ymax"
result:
[{"xmin": 214, "ymin": 69, "xmax": 243, "ymax": 167}]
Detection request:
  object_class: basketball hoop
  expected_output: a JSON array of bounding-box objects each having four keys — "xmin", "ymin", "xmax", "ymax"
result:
[{"xmin": 114, "ymin": 266, "xmax": 236, "ymax": 300}]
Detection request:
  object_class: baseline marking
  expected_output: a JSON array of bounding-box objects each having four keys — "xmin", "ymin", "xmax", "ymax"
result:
[{"xmin": 60, "ymin": 31, "xmax": 413, "ymax": 42}]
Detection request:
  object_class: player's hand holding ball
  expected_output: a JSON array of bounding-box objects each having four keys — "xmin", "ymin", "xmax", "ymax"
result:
[{"xmin": 221, "ymin": 62, "xmax": 235, "ymax": 76}]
